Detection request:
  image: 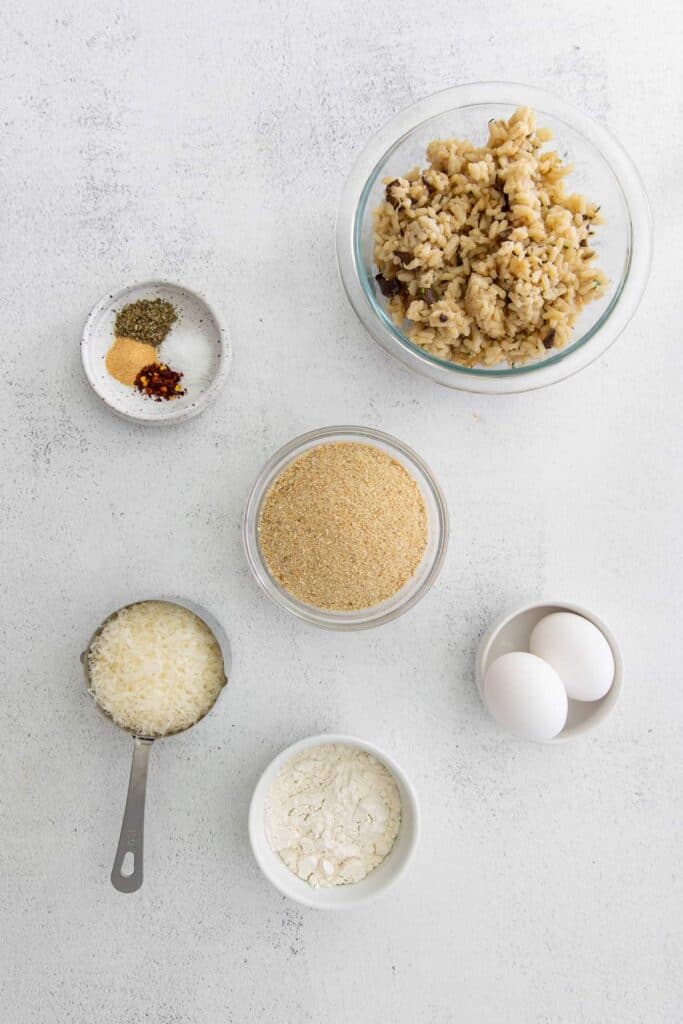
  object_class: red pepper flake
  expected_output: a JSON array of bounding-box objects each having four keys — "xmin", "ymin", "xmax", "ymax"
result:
[{"xmin": 134, "ymin": 363, "xmax": 185, "ymax": 401}]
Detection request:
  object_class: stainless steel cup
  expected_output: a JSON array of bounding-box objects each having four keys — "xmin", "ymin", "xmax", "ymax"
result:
[{"xmin": 82, "ymin": 597, "xmax": 230, "ymax": 893}]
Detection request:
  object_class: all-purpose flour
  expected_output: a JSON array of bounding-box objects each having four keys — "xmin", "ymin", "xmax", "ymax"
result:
[{"xmin": 264, "ymin": 743, "xmax": 402, "ymax": 887}]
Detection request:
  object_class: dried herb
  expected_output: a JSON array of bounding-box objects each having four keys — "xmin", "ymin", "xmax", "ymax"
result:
[
  {"xmin": 134, "ymin": 363, "xmax": 185, "ymax": 401},
  {"xmin": 115, "ymin": 298, "xmax": 177, "ymax": 346}
]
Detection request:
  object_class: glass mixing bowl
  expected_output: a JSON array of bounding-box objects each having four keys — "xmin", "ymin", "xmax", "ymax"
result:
[
  {"xmin": 336, "ymin": 82, "xmax": 652, "ymax": 394},
  {"xmin": 243, "ymin": 425, "xmax": 449, "ymax": 630}
]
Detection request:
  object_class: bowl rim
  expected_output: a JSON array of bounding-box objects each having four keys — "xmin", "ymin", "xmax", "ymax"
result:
[
  {"xmin": 248, "ymin": 732, "xmax": 421, "ymax": 909},
  {"xmin": 336, "ymin": 81, "xmax": 653, "ymax": 394},
  {"xmin": 474, "ymin": 599, "xmax": 624, "ymax": 741},
  {"xmin": 242, "ymin": 424, "xmax": 449, "ymax": 630},
  {"xmin": 81, "ymin": 279, "xmax": 231, "ymax": 425}
]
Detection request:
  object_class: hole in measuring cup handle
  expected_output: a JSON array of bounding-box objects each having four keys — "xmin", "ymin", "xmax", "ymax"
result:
[{"xmin": 120, "ymin": 851, "xmax": 135, "ymax": 877}]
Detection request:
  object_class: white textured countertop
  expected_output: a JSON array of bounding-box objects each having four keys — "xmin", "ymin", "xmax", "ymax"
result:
[{"xmin": 1, "ymin": 1, "xmax": 681, "ymax": 1021}]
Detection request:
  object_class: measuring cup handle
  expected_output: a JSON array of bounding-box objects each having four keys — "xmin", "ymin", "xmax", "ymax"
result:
[{"xmin": 111, "ymin": 737, "xmax": 153, "ymax": 893}]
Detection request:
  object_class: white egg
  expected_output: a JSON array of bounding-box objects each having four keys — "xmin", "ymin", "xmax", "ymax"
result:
[
  {"xmin": 483, "ymin": 652, "xmax": 568, "ymax": 742},
  {"xmin": 529, "ymin": 612, "xmax": 614, "ymax": 702}
]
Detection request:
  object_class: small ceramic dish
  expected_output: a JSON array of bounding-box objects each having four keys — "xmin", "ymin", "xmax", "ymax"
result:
[
  {"xmin": 81, "ymin": 280, "xmax": 229, "ymax": 425},
  {"xmin": 475, "ymin": 600, "xmax": 623, "ymax": 741},
  {"xmin": 243, "ymin": 425, "xmax": 449, "ymax": 630},
  {"xmin": 248, "ymin": 734, "xmax": 420, "ymax": 909}
]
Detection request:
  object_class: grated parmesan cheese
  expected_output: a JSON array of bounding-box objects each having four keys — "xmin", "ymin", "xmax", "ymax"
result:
[{"xmin": 88, "ymin": 601, "xmax": 226, "ymax": 738}]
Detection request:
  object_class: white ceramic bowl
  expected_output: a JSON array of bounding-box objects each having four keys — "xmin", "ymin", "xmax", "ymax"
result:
[
  {"xmin": 81, "ymin": 280, "xmax": 230, "ymax": 425},
  {"xmin": 475, "ymin": 600, "xmax": 623, "ymax": 741},
  {"xmin": 248, "ymin": 734, "xmax": 420, "ymax": 909}
]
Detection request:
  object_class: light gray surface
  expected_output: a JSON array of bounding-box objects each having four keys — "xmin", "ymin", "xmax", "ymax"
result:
[{"xmin": 1, "ymin": 1, "xmax": 681, "ymax": 1021}]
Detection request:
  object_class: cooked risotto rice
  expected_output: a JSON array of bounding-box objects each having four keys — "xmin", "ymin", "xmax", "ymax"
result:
[{"xmin": 373, "ymin": 106, "xmax": 607, "ymax": 367}]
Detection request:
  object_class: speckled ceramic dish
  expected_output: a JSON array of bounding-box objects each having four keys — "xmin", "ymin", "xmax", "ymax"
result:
[{"xmin": 81, "ymin": 280, "xmax": 230, "ymax": 425}]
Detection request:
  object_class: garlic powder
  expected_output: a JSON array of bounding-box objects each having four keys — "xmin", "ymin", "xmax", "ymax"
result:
[{"xmin": 264, "ymin": 743, "xmax": 402, "ymax": 887}]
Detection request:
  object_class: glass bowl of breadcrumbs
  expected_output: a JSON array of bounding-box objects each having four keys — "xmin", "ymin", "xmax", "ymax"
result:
[{"xmin": 243, "ymin": 426, "xmax": 449, "ymax": 629}]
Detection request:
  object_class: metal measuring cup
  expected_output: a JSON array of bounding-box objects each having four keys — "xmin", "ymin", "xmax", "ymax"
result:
[{"xmin": 82, "ymin": 597, "xmax": 230, "ymax": 893}]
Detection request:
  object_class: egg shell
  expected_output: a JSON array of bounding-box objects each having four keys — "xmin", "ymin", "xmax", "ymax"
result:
[
  {"xmin": 529, "ymin": 612, "xmax": 614, "ymax": 702},
  {"xmin": 483, "ymin": 652, "xmax": 568, "ymax": 742}
]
